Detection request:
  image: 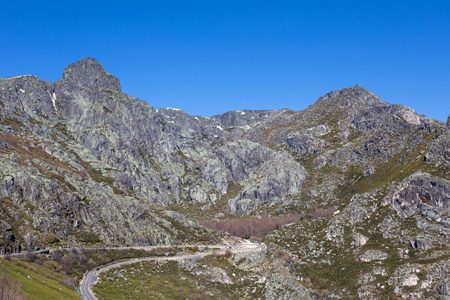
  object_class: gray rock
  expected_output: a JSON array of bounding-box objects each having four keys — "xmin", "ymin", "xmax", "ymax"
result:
[
  {"xmin": 410, "ymin": 237, "xmax": 431, "ymax": 251},
  {"xmin": 359, "ymin": 250, "xmax": 388, "ymax": 262},
  {"xmin": 390, "ymin": 172, "xmax": 450, "ymax": 219},
  {"xmin": 265, "ymin": 272, "xmax": 313, "ymax": 300},
  {"xmin": 277, "ymin": 133, "xmax": 325, "ymax": 154},
  {"xmin": 353, "ymin": 233, "xmax": 369, "ymax": 247},
  {"xmin": 438, "ymin": 283, "xmax": 450, "ymax": 295}
]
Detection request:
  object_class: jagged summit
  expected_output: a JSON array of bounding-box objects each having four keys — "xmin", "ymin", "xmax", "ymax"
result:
[
  {"xmin": 59, "ymin": 57, "xmax": 121, "ymax": 92},
  {"xmin": 316, "ymin": 84, "xmax": 386, "ymax": 108}
]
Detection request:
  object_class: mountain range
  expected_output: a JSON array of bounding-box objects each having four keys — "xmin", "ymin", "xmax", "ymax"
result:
[{"xmin": 0, "ymin": 58, "xmax": 448, "ymax": 299}]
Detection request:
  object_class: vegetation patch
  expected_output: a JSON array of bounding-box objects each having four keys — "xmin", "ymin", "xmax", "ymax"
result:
[
  {"xmin": 94, "ymin": 253, "xmax": 265, "ymax": 300},
  {"xmin": 0, "ymin": 257, "xmax": 79, "ymax": 300}
]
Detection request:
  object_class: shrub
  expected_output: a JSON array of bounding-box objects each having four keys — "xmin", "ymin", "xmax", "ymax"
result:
[
  {"xmin": 24, "ymin": 251, "xmax": 36, "ymax": 262},
  {"xmin": 42, "ymin": 233, "xmax": 60, "ymax": 245},
  {"xmin": 0, "ymin": 273, "xmax": 27, "ymax": 300},
  {"xmin": 0, "ymin": 134, "xmax": 19, "ymax": 146},
  {"xmin": 311, "ymin": 206, "xmax": 337, "ymax": 219},
  {"xmin": 78, "ymin": 169, "xmax": 89, "ymax": 180},
  {"xmin": 224, "ymin": 249, "xmax": 232, "ymax": 258}
]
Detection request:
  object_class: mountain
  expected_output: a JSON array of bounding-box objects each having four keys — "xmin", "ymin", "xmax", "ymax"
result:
[{"xmin": 0, "ymin": 58, "xmax": 448, "ymax": 299}]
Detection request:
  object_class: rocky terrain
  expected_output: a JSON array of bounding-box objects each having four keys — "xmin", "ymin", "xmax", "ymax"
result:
[
  {"xmin": 94, "ymin": 243, "xmax": 315, "ymax": 300},
  {"xmin": 0, "ymin": 58, "xmax": 448, "ymax": 299}
]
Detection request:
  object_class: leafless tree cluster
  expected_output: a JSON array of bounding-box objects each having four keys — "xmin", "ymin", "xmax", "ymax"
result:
[
  {"xmin": 77, "ymin": 169, "xmax": 89, "ymax": 180},
  {"xmin": 310, "ymin": 206, "xmax": 337, "ymax": 219},
  {"xmin": 0, "ymin": 273, "xmax": 27, "ymax": 300},
  {"xmin": 0, "ymin": 133, "xmax": 19, "ymax": 146},
  {"xmin": 201, "ymin": 214, "xmax": 301, "ymax": 238}
]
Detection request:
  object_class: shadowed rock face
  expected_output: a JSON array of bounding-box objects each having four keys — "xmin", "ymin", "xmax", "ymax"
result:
[
  {"xmin": 60, "ymin": 57, "xmax": 121, "ymax": 92},
  {"xmin": 0, "ymin": 58, "xmax": 449, "ymax": 298}
]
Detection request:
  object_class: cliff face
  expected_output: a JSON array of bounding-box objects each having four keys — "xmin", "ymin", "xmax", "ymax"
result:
[
  {"xmin": 0, "ymin": 58, "xmax": 308, "ymax": 247},
  {"xmin": 0, "ymin": 58, "xmax": 449, "ymax": 298}
]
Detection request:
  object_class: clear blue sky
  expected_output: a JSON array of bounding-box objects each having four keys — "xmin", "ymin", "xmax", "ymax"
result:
[{"xmin": 1, "ymin": 1, "xmax": 449, "ymax": 121}]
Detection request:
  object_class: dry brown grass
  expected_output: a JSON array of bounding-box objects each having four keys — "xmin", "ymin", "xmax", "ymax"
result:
[{"xmin": 0, "ymin": 273, "xmax": 27, "ymax": 300}]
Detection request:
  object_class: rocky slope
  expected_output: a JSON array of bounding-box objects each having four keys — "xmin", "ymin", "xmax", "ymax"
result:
[{"xmin": 0, "ymin": 58, "xmax": 448, "ymax": 298}]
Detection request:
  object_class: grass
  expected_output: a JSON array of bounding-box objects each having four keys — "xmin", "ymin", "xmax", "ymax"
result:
[
  {"xmin": 94, "ymin": 254, "xmax": 264, "ymax": 300},
  {"xmin": 0, "ymin": 258, "xmax": 79, "ymax": 300},
  {"xmin": 0, "ymin": 117, "xmax": 24, "ymax": 130},
  {"xmin": 73, "ymin": 230, "xmax": 101, "ymax": 244}
]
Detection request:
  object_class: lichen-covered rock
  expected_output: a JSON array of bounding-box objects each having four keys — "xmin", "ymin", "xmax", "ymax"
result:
[
  {"xmin": 354, "ymin": 232, "xmax": 369, "ymax": 247},
  {"xmin": 359, "ymin": 250, "xmax": 388, "ymax": 262},
  {"xmin": 390, "ymin": 172, "xmax": 450, "ymax": 220},
  {"xmin": 265, "ymin": 272, "xmax": 313, "ymax": 300},
  {"xmin": 219, "ymin": 141, "xmax": 306, "ymax": 215}
]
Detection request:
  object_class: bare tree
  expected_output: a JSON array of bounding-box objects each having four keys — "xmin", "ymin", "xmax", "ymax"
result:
[
  {"xmin": 0, "ymin": 273, "xmax": 27, "ymax": 300},
  {"xmin": 200, "ymin": 214, "xmax": 302, "ymax": 238},
  {"xmin": 224, "ymin": 249, "xmax": 232, "ymax": 258}
]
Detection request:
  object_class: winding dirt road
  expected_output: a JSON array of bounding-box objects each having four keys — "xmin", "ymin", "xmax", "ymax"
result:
[{"xmin": 80, "ymin": 242, "xmax": 265, "ymax": 300}]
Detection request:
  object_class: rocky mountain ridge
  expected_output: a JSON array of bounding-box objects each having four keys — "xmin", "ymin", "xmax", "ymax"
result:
[{"xmin": 1, "ymin": 58, "xmax": 449, "ymax": 299}]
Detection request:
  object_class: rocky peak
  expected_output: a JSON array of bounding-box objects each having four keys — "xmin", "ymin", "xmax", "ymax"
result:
[
  {"xmin": 447, "ymin": 114, "xmax": 450, "ymax": 128},
  {"xmin": 315, "ymin": 84, "xmax": 386, "ymax": 109},
  {"xmin": 60, "ymin": 58, "xmax": 121, "ymax": 92},
  {"xmin": 212, "ymin": 109, "xmax": 280, "ymax": 129}
]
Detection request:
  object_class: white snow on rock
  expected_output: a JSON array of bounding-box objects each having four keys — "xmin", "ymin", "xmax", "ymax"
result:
[
  {"xmin": 51, "ymin": 93, "xmax": 57, "ymax": 111},
  {"xmin": 402, "ymin": 274, "xmax": 419, "ymax": 286}
]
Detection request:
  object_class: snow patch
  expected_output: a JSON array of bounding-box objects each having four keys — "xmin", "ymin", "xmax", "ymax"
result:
[
  {"xmin": 47, "ymin": 91, "xmax": 58, "ymax": 112},
  {"xmin": 51, "ymin": 93, "xmax": 57, "ymax": 111},
  {"xmin": 217, "ymin": 125, "xmax": 223, "ymax": 130},
  {"xmin": 6, "ymin": 75, "xmax": 32, "ymax": 80},
  {"xmin": 19, "ymin": 88, "xmax": 25, "ymax": 93},
  {"xmin": 241, "ymin": 111, "xmax": 246, "ymax": 115},
  {"xmin": 402, "ymin": 275, "xmax": 419, "ymax": 286}
]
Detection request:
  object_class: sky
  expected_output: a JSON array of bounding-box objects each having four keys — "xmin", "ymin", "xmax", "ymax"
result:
[{"xmin": 1, "ymin": 1, "xmax": 449, "ymax": 122}]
